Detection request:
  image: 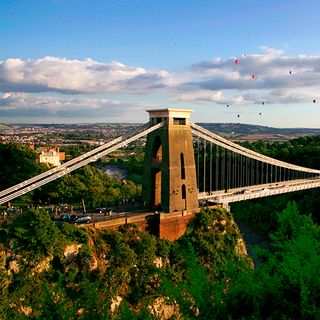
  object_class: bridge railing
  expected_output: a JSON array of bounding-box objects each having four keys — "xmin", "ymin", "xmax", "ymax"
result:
[{"xmin": 201, "ymin": 178, "xmax": 320, "ymax": 203}]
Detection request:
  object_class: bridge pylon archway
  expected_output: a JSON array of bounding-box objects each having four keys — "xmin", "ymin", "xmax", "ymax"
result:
[{"xmin": 143, "ymin": 109, "xmax": 198, "ymax": 213}]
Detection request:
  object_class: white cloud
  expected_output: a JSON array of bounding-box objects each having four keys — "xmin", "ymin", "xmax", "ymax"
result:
[
  {"xmin": 175, "ymin": 89, "xmax": 225, "ymax": 103},
  {"xmin": 1, "ymin": 48, "xmax": 320, "ymax": 121},
  {"xmin": 0, "ymin": 57, "xmax": 170, "ymax": 94},
  {"xmin": 174, "ymin": 46, "xmax": 320, "ymax": 104},
  {"xmin": 0, "ymin": 92, "xmax": 144, "ymax": 118}
]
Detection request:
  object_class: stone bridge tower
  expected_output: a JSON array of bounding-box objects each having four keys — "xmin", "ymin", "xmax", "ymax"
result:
[{"xmin": 143, "ymin": 109, "xmax": 198, "ymax": 213}]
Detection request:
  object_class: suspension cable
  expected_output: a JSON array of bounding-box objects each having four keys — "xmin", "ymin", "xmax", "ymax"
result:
[
  {"xmin": 210, "ymin": 142, "xmax": 213, "ymax": 192},
  {"xmin": 203, "ymin": 139, "xmax": 206, "ymax": 193},
  {"xmin": 0, "ymin": 121, "xmax": 164, "ymax": 205}
]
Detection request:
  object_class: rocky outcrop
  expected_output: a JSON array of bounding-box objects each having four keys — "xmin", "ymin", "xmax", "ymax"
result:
[
  {"xmin": 33, "ymin": 256, "xmax": 52, "ymax": 274},
  {"xmin": 88, "ymin": 255, "xmax": 98, "ymax": 271},
  {"xmin": 20, "ymin": 306, "xmax": 32, "ymax": 316},
  {"xmin": 64, "ymin": 244, "xmax": 82, "ymax": 261},
  {"xmin": 8, "ymin": 259, "xmax": 20, "ymax": 275},
  {"xmin": 236, "ymin": 237, "xmax": 248, "ymax": 256},
  {"xmin": 148, "ymin": 297, "xmax": 181, "ymax": 320},
  {"xmin": 110, "ymin": 296, "xmax": 123, "ymax": 313}
]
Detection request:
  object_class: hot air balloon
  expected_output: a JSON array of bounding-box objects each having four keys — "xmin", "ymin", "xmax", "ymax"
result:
[
  {"xmin": 226, "ymin": 104, "xmax": 229, "ymax": 108},
  {"xmin": 235, "ymin": 59, "xmax": 239, "ymax": 64},
  {"xmin": 259, "ymin": 112, "xmax": 262, "ymax": 116},
  {"xmin": 289, "ymin": 70, "xmax": 292, "ymax": 74},
  {"xmin": 251, "ymin": 74, "xmax": 256, "ymax": 79},
  {"xmin": 262, "ymin": 101, "xmax": 265, "ymax": 105},
  {"xmin": 237, "ymin": 114, "xmax": 240, "ymax": 118},
  {"xmin": 313, "ymin": 99, "xmax": 316, "ymax": 103}
]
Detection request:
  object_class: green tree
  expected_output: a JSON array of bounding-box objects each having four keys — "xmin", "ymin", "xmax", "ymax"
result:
[
  {"xmin": 5, "ymin": 209, "xmax": 63, "ymax": 258},
  {"xmin": 0, "ymin": 249, "xmax": 10, "ymax": 319},
  {"xmin": 216, "ymin": 202, "xmax": 320, "ymax": 319},
  {"xmin": 0, "ymin": 143, "xmax": 45, "ymax": 192}
]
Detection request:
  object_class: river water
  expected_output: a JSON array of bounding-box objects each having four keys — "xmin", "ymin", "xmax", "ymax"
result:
[
  {"xmin": 234, "ymin": 218, "xmax": 271, "ymax": 265},
  {"xmin": 99, "ymin": 165, "xmax": 128, "ymax": 179}
]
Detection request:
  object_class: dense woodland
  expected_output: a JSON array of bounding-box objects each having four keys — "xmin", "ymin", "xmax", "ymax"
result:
[
  {"xmin": 0, "ymin": 143, "xmax": 141, "ymax": 210},
  {"xmin": 0, "ymin": 204, "xmax": 319, "ymax": 319},
  {"xmin": 0, "ymin": 135, "xmax": 319, "ymax": 318},
  {"xmin": 241, "ymin": 135, "xmax": 320, "ymax": 170},
  {"xmin": 233, "ymin": 135, "xmax": 320, "ymax": 230},
  {"xmin": 200, "ymin": 122, "xmax": 320, "ymax": 135}
]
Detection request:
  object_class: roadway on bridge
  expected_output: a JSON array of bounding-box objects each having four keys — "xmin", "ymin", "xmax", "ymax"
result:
[{"xmin": 199, "ymin": 178, "xmax": 320, "ymax": 203}]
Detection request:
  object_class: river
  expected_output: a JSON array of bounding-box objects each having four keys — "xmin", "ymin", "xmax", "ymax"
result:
[
  {"xmin": 234, "ymin": 218, "xmax": 271, "ymax": 265},
  {"xmin": 99, "ymin": 164, "xmax": 128, "ymax": 179}
]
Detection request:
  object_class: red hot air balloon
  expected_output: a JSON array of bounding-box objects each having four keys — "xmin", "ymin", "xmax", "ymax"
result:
[
  {"xmin": 251, "ymin": 74, "xmax": 256, "ymax": 79},
  {"xmin": 235, "ymin": 59, "xmax": 239, "ymax": 64}
]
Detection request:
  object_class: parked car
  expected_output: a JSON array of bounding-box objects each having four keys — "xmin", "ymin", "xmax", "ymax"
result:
[
  {"xmin": 71, "ymin": 215, "xmax": 92, "ymax": 224},
  {"xmin": 59, "ymin": 214, "xmax": 91, "ymax": 224},
  {"xmin": 59, "ymin": 214, "xmax": 73, "ymax": 222}
]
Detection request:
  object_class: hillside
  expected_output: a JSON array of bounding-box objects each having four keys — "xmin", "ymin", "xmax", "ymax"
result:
[
  {"xmin": 8, "ymin": 122, "xmax": 320, "ymax": 135},
  {"xmin": 0, "ymin": 124, "xmax": 12, "ymax": 131},
  {"xmin": 198, "ymin": 122, "xmax": 320, "ymax": 135},
  {"xmin": 8, "ymin": 122, "xmax": 320, "ymax": 142},
  {"xmin": 1, "ymin": 203, "xmax": 319, "ymax": 319},
  {"xmin": 198, "ymin": 123, "xmax": 320, "ymax": 141},
  {"xmin": 0, "ymin": 207, "xmax": 251, "ymax": 319}
]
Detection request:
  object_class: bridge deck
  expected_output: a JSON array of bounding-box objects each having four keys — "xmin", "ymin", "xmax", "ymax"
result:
[{"xmin": 198, "ymin": 178, "xmax": 320, "ymax": 203}]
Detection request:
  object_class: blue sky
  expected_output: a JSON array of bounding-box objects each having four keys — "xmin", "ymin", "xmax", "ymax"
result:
[{"xmin": 1, "ymin": 0, "xmax": 320, "ymax": 127}]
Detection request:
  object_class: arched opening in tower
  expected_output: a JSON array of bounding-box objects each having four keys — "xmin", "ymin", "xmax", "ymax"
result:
[
  {"xmin": 153, "ymin": 136, "xmax": 162, "ymax": 163},
  {"xmin": 152, "ymin": 136, "xmax": 162, "ymax": 209},
  {"xmin": 182, "ymin": 184, "xmax": 187, "ymax": 210},
  {"xmin": 180, "ymin": 153, "xmax": 186, "ymax": 180}
]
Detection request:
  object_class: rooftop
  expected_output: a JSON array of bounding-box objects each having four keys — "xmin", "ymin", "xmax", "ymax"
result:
[{"xmin": 146, "ymin": 108, "xmax": 193, "ymax": 119}]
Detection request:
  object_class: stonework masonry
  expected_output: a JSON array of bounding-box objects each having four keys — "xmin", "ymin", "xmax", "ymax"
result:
[
  {"xmin": 142, "ymin": 109, "xmax": 198, "ymax": 213},
  {"xmin": 92, "ymin": 109, "xmax": 202, "ymax": 241},
  {"xmin": 141, "ymin": 108, "xmax": 200, "ymax": 240}
]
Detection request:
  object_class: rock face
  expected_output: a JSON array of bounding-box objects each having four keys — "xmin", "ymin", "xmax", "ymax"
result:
[
  {"xmin": 33, "ymin": 256, "xmax": 51, "ymax": 274},
  {"xmin": 8, "ymin": 260, "xmax": 20, "ymax": 274},
  {"xmin": 149, "ymin": 297, "xmax": 181, "ymax": 320},
  {"xmin": 88, "ymin": 255, "xmax": 98, "ymax": 271},
  {"xmin": 236, "ymin": 238, "xmax": 248, "ymax": 256},
  {"xmin": 110, "ymin": 296, "xmax": 123, "ymax": 313},
  {"xmin": 63, "ymin": 244, "xmax": 82, "ymax": 261},
  {"xmin": 154, "ymin": 256, "xmax": 170, "ymax": 268},
  {"xmin": 20, "ymin": 306, "xmax": 32, "ymax": 316},
  {"xmin": 154, "ymin": 256, "xmax": 164, "ymax": 268}
]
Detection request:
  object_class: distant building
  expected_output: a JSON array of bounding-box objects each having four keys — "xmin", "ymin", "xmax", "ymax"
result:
[{"xmin": 36, "ymin": 146, "xmax": 65, "ymax": 166}]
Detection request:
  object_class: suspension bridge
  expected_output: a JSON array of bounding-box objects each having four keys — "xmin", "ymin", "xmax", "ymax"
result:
[
  {"xmin": 191, "ymin": 122, "xmax": 320, "ymax": 205},
  {"xmin": 0, "ymin": 109, "xmax": 319, "ymax": 210}
]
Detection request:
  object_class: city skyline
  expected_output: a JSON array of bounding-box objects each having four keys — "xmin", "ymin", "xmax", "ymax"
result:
[{"xmin": 1, "ymin": 0, "xmax": 320, "ymax": 127}]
